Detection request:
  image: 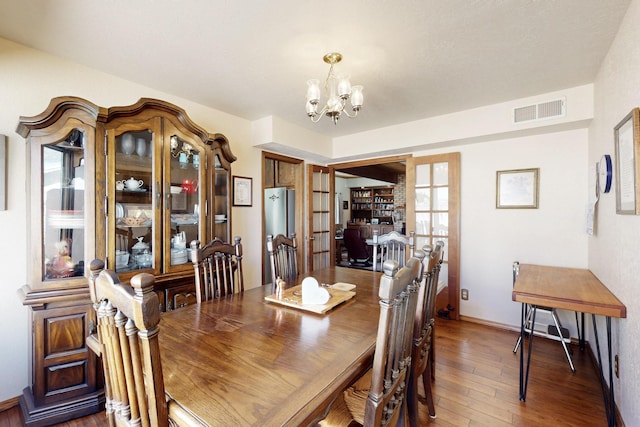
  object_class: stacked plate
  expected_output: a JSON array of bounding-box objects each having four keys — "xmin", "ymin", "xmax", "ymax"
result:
[
  {"xmin": 170, "ymin": 248, "xmax": 188, "ymax": 265},
  {"xmin": 215, "ymin": 214, "xmax": 226, "ymax": 224},
  {"xmin": 115, "ymin": 250, "xmax": 129, "ymax": 269},
  {"xmin": 47, "ymin": 210, "xmax": 84, "ymax": 228}
]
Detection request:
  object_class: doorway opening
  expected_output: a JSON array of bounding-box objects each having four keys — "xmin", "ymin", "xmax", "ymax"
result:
[
  {"xmin": 330, "ymin": 153, "xmax": 460, "ymax": 320},
  {"xmin": 262, "ymin": 152, "xmax": 304, "ymax": 286},
  {"xmin": 331, "ymin": 156, "xmax": 409, "ymax": 268}
]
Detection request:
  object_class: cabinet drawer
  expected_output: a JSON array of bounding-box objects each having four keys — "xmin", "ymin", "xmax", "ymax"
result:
[{"xmin": 166, "ymin": 283, "xmax": 197, "ymax": 310}]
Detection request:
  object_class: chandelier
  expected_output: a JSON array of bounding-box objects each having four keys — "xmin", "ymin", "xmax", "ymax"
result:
[{"xmin": 305, "ymin": 53, "xmax": 364, "ymax": 125}]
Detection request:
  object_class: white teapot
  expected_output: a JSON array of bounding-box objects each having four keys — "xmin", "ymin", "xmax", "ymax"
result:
[{"xmin": 125, "ymin": 177, "xmax": 144, "ymax": 190}]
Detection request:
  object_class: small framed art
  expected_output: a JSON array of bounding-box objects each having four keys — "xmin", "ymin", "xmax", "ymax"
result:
[
  {"xmin": 614, "ymin": 108, "xmax": 640, "ymax": 214},
  {"xmin": 496, "ymin": 168, "xmax": 539, "ymax": 209},
  {"xmin": 233, "ymin": 176, "xmax": 253, "ymax": 206}
]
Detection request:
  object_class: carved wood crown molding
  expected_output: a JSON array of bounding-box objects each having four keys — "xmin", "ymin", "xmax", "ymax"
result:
[{"xmin": 17, "ymin": 96, "xmax": 236, "ymax": 165}]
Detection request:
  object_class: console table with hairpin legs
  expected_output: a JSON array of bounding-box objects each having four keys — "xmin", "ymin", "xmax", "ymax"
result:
[{"xmin": 512, "ymin": 264, "xmax": 626, "ymax": 427}]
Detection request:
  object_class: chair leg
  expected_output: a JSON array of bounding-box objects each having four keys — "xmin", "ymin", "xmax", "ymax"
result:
[
  {"xmin": 513, "ymin": 335, "xmax": 522, "ymax": 354},
  {"xmin": 430, "ymin": 325, "xmax": 436, "ymax": 381},
  {"xmin": 422, "ymin": 360, "xmax": 436, "ymax": 419},
  {"xmin": 550, "ymin": 310, "xmax": 576, "ymax": 373},
  {"xmin": 515, "ymin": 305, "xmax": 576, "ymax": 373},
  {"xmin": 407, "ymin": 371, "xmax": 419, "ymax": 427}
]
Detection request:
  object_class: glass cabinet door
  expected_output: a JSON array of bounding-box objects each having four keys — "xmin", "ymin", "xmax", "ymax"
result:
[
  {"xmin": 166, "ymin": 129, "xmax": 205, "ymax": 271},
  {"xmin": 109, "ymin": 122, "xmax": 157, "ymax": 274},
  {"xmin": 213, "ymin": 154, "xmax": 230, "ymax": 241},
  {"xmin": 42, "ymin": 129, "xmax": 87, "ymax": 281}
]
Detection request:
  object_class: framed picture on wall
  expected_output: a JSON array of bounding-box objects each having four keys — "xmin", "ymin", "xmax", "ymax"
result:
[
  {"xmin": 496, "ymin": 168, "xmax": 539, "ymax": 209},
  {"xmin": 233, "ymin": 176, "xmax": 252, "ymax": 206},
  {"xmin": 614, "ymin": 108, "xmax": 640, "ymax": 214}
]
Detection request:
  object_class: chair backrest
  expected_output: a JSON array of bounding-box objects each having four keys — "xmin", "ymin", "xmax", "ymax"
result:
[
  {"xmin": 372, "ymin": 229, "xmax": 415, "ymax": 272},
  {"xmin": 115, "ymin": 227, "xmax": 133, "ymax": 252},
  {"xmin": 87, "ymin": 259, "xmax": 169, "ymax": 427},
  {"xmin": 342, "ymin": 227, "xmax": 372, "ymax": 264},
  {"xmin": 424, "ymin": 241, "xmax": 445, "ymax": 324},
  {"xmin": 411, "ymin": 242, "xmax": 444, "ymax": 372},
  {"xmin": 364, "ymin": 257, "xmax": 421, "ymax": 426},
  {"xmin": 266, "ymin": 233, "xmax": 298, "ymax": 293},
  {"xmin": 190, "ymin": 236, "xmax": 244, "ymax": 303}
]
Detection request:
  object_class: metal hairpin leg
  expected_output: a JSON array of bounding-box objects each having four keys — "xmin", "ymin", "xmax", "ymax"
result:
[
  {"xmin": 519, "ymin": 303, "xmax": 537, "ymax": 401},
  {"xmin": 592, "ymin": 315, "xmax": 616, "ymax": 427},
  {"xmin": 576, "ymin": 312, "xmax": 585, "ymax": 351}
]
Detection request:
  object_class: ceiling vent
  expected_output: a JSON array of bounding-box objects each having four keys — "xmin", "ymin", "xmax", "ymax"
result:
[{"xmin": 513, "ymin": 98, "xmax": 566, "ymax": 124}]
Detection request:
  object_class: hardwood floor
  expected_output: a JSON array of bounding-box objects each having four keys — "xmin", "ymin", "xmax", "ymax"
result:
[{"xmin": 0, "ymin": 319, "xmax": 609, "ymax": 426}]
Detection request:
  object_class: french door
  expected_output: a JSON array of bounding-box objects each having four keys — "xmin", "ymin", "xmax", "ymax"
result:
[
  {"xmin": 307, "ymin": 165, "xmax": 334, "ymax": 271},
  {"xmin": 406, "ymin": 152, "xmax": 460, "ymax": 319}
]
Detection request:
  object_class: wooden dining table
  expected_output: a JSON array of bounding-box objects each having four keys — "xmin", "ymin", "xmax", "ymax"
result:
[{"xmin": 158, "ymin": 266, "xmax": 382, "ymax": 426}]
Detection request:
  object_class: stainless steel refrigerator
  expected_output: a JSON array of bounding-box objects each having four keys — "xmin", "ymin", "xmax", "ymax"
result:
[{"xmin": 264, "ymin": 187, "xmax": 296, "ymax": 283}]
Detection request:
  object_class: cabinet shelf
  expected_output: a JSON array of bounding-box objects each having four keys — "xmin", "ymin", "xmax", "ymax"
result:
[{"xmin": 115, "ymin": 152, "xmax": 153, "ymax": 172}]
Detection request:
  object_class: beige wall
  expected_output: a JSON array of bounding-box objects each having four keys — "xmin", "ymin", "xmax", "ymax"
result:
[{"xmin": 589, "ymin": 1, "xmax": 640, "ymax": 424}]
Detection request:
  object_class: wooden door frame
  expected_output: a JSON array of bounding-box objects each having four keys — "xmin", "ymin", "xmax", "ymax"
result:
[
  {"xmin": 261, "ymin": 152, "xmax": 304, "ymax": 285},
  {"xmin": 330, "ymin": 154, "xmax": 410, "ymax": 172}
]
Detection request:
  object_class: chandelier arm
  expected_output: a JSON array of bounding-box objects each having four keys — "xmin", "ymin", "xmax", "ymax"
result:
[
  {"xmin": 309, "ymin": 104, "xmax": 330, "ymax": 123},
  {"xmin": 341, "ymin": 108, "xmax": 359, "ymax": 119},
  {"xmin": 309, "ymin": 114, "xmax": 323, "ymax": 123}
]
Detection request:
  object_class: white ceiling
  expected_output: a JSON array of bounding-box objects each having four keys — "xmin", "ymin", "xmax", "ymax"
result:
[{"xmin": 0, "ymin": 0, "xmax": 631, "ymax": 139}]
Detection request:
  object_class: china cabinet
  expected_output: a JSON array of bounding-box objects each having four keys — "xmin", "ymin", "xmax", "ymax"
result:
[
  {"xmin": 17, "ymin": 97, "xmax": 235, "ymax": 424},
  {"xmin": 17, "ymin": 98, "xmax": 103, "ymax": 426}
]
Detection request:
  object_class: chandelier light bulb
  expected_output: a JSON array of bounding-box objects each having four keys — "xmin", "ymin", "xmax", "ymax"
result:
[
  {"xmin": 351, "ymin": 85, "xmax": 364, "ymax": 109},
  {"xmin": 327, "ymin": 95, "xmax": 342, "ymax": 113},
  {"xmin": 337, "ymin": 75, "xmax": 351, "ymax": 99},
  {"xmin": 306, "ymin": 79, "xmax": 321, "ymax": 103}
]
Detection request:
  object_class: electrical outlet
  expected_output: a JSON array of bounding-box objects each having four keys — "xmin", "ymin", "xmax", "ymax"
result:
[
  {"xmin": 461, "ymin": 289, "xmax": 469, "ymax": 300},
  {"xmin": 615, "ymin": 354, "xmax": 619, "ymax": 378}
]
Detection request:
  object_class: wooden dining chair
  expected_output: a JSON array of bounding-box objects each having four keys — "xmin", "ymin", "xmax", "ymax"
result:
[
  {"xmin": 266, "ymin": 233, "xmax": 298, "ymax": 293},
  {"xmin": 115, "ymin": 227, "xmax": 134, "ymax": 252},
  {"xmin": 190, "ymin": 236, "xmax": 244, "ymax": 303},
  {"xmin": 87, "ymin": 259, "xmax": 199, "ymax": 427},
  {"xmin": 406, "ymin": 242, "xmax": 444, "ymax": 424},
  {"xmin": 371, "ymin": 229, "xmax": 415, "ymax": 272},
  {"xmin": 426, "ymin": 242, "xmax": 444, "ymax": 381},
  {"xmin": 321, "ymin": 257, "xmax": 421, "ymax": 427}
]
